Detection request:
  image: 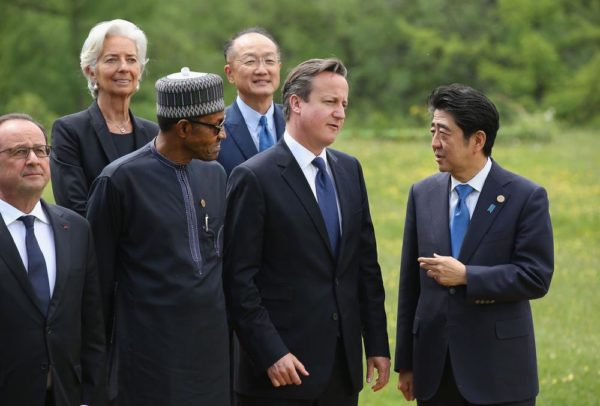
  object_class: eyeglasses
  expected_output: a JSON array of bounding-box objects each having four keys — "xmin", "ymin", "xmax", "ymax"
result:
[
  {"xmin": 187, "ymin": 118, "xmax": 226, "ymax": 136},
  {"xmin": 0, "ymin": 145, "xmax": 52, "ymax": 159},
  {"xmin": 235, "ymin": 55, "xmax": 280, "ymax": 69}
]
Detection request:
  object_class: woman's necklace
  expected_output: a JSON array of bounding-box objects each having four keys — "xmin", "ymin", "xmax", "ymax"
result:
[{"xmin": 106, "ymin": 116, "xmax": 131, "ymax": 134}]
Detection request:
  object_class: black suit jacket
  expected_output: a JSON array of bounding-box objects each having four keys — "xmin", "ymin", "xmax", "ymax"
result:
[
  {"xmin": 218, "ymin": 101, "xmax": 285, "ymax": 176},
  {"xmin": 50, "ymin": 101, "xmax": 158, "ymax": 216},
  {"xmin": 0, "ymin": 201, "xmax": 105, "ymax": 405},
  {"xmin": 395, "ymin": 161, "xmax": 554, "ymax": 404},
  {"xmin": 224, "ymin": 140, "xmax": 389, "ymax": 399}
]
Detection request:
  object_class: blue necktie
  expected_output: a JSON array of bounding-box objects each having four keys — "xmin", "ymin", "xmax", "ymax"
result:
[
  {"xmin": 312, "ymin": 157, "xmax": 340, "ymax": 256},
  {"xmin": 19, "ymin": 215, "xmax": 51, "ymax": 314},
  {"xmin": 258, "ymin": 116, "xmax": 274, "ymax": 152},
  {"xmin": 450, "ymin": 184, "xmax": 474, "ymax": 258}
]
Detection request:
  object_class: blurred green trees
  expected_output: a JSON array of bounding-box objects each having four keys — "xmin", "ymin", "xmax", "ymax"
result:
[{"xmin": 1, "ymin": 0, "xmax": 598, "ymax": 132}]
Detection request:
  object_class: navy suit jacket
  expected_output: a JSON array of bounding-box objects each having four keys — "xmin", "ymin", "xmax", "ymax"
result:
[
  {"xmin": 224, "ymin": 140, "xmax": 389, "ymax": 399},
  {"xmin": 0, "ymin": 201, "xmax": 105, "ymax": 406},
  {"xmin": 395, "ymin": 160, "xmax": 554, "ymax": 404},
  {"xmin": 218, "ymin": 101, "xmax": 285, "ymax": 176},
  {"xmin": 50, "ymin": 101, "xmax": 158, "ymax": 216}
]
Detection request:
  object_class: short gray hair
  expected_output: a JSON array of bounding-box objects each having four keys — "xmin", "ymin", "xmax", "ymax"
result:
[
  {"xmin": 80, "ymin": 19, "xmax": 148, "ymax": 98},
  {"xmin": 282, "ymin": 58, "xmax": 347, "ymax": 121}
]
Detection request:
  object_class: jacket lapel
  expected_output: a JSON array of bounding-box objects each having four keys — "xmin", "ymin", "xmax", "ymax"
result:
[
  {"xmin": 277, "ymin": 142, "xmax": 334, "ymax": 259},
  {"xmin": 427, "ymin": 174, "xmax": 453, "ymax": 255},
  {"xmin": 0, "ymin": 212, "xmax": 46, "ymax": 316},
  {"xmin": 131, "ymin": 115, "xmax": 157, "ymax": 148},
  {"xmin": 43, "ymin": 201, "xmax": 71, "ymax": 319},
  {"xmin": 460, "ymin": 162, "xmax": 510, "ymax": 262},
  {"xmin": 226, "ymin": 102, "xmax": 259, "ymax": 159},
  {"xmin": 88, "ymin": 101, "xmax": 120, "ymax": 162},
  {"xmin": 328, "ymin": 152, "xmax": 350, "ymax": 262}
]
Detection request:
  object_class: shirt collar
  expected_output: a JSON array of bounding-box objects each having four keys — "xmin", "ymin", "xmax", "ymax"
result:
[
  {"xmin": 451, "ymin": 157, "xmax": 492, "ymax": 193},
  {"xmin": 0, "ymin": 198, "xmax": 49, "ymax": 226},
  {"xmin": 236, "ymin": 96, "xmax": 275, "ymax": 132},
  {"xmin": 283, "ymin": 131, "xmax": 328, "ymax": 171}
]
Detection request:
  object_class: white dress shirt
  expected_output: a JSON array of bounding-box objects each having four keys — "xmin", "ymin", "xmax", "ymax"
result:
[
  {"xmin": 0, "ymin": 198, "xmax": 57, "ymax": 295},
  {"xmin": 449, "ymin": 157, "xmax": 492, "ymax": 221},
  {"xmin": 236, "ymin": 96, "xmax": 276, "ymax": 150},
  {"xmin": 284, "ymin": 131, "xmax": 342, "ymax": 230}
]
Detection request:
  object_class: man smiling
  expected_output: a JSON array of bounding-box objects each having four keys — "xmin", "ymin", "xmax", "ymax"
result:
[{"xmin": 219, "ymin": 27, "xmax": 286, "ymax": 175}]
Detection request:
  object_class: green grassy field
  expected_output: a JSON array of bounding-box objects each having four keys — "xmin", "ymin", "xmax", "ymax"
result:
[
  {"xmin": 333, "ymin": 130, "xmax": 600, "ymax": 405},
  {"xmin": 42, "ymin": 130, "xmax": 599, "ymax": 404}
]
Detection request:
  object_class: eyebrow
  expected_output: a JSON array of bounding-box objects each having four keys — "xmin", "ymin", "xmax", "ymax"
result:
[{"xmin": 431, "ymin": 122, "xmax": 451, "ymax": 131}]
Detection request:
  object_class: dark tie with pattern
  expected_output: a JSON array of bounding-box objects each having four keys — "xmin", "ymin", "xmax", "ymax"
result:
[
  {"xmin": 451, "ymin": 184, "xmax": 475, "ymax": 258},
  {"xmin": 19, "ymin": 215, "xmax": 51, "ymax": 314},
  {"xmin": 312, "ymin": 157, "xmax": 340, "ymax": 256},
  {"xmin": 258, "ymin": 115, "xmax": 274, "ymax": 151}
]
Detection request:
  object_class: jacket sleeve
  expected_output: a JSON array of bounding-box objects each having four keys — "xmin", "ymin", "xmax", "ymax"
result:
[
  {"xmin": 80, "ymin": 223, "xmax": 107, "ymax": 405},
  {"xmin": 394, "ymin": 185, "xmax": 421, "ymax": 372},
  {"xmin": 50, "ymin": 118, "xmax": 90, "ymax": 217},
  {"xmin": 223, "ymin": 165, "xmax": 289, "ymax": 370},
  {"xmin": 466, "ymin": 186, "xmax": 554, "ymax": 302}
]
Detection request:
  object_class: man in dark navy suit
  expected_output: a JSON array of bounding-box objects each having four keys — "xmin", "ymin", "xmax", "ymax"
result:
[
  {"xmin": 0, "ymin": 113, "xmax": 105, "ymax": 406},
  {"xmin": 225, "ymin": 58, "xmax": 390, "ymax": 406},
  {"xmin": 219, "ymin": 27, "xmax": 285, "ymax": 175},
  {"xmin": 395, "ymin": 84, "xmax": 554, "ymax": 405}
]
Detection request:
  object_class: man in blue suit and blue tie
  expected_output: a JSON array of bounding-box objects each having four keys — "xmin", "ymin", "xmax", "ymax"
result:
[
  {"xmin": 395, "ymin": 84, "xmax": 554, "ymax": 405},
  {"xmin": 219, "ymin": 27, "xmax": 285, "ymax": 176}
]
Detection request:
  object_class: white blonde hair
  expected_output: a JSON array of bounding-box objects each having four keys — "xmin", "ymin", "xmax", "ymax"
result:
[{"xmin": 80, "ymin": 19, "xmax": 148, "ymax": 98}]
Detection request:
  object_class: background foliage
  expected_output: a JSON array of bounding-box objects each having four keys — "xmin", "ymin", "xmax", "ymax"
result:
[{"xmin": 1, "ymin": 0, "xmax": 599, "ymax": 133}]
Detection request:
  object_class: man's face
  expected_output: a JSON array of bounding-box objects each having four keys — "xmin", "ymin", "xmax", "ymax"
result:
[
  {"xmin": 184, "ymin": 111, "xmax": 227, "ymax": 161},
  {"xmin": 0, "ymin": 120, "xmax": 50, "ymax": 204},
  {"xmin": 430, "ymin": 109, "xmax": 476, "ymax": 178},
  {"xmin": 225, "ymin": 33, "xmax": 281, "ymax": 105},
  {"xmin": 293, "ymin": 72, "xmax": 348, "ymax": 154}
]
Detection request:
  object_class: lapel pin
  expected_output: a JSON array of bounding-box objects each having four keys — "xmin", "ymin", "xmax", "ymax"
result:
[
  {"xmin": 496, "ymin": 195, "xmax": 505, "ymax": 203},
  {"xmin": 487, "ymin": 204, "xmax": 496, "ymax": 213},
  {"xmin": 63, "ymin": 224, "xmax": 70, "ymax": 230},
  {"xmin": 200, "ymin": 199, "xmax": 206, "ymax": 208}
]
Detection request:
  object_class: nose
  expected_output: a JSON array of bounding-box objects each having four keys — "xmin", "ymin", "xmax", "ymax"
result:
[
  {"xmin": 333, "ymin": 104, "xmax": 346, "ymax": 119},
  {"xmin": 431, "ymin": 131, "xmax": 441, "ymax": 149},
  {"xmin": 217, "ymin": 127, "xmax": 227, "ymax": 140},
  {"xmin": 118, "ymin": 58, "xmax": 129, "ymax": 71},
  {"xmin": 25, "ymin": 149, "xmax": 41, "ymax": 163}
]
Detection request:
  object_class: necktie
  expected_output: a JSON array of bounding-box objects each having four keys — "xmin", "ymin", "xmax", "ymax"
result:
[
  {"xmin": 19, "ymin": 215, "xmax": 51, "ymax": 314},
  {"xmin": 450, "ymin": 184, "xmax": 474, "ymax": 258},
  {"xmin": 312, "ymin": 157, "xmax": 340, "ymax": 255},
  {"xmin": 258, "ymin": 115, "xmax": 274, "ymax": 152}
]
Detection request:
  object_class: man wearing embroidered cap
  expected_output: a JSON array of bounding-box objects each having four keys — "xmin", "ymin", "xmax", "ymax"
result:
[
  {"xmin": 87, "ymin": 68, "xmax": 230, "ymax": 405},
  {"xmin": 395, "ymin": 84, "xmax": 554, "ymax": 405}
]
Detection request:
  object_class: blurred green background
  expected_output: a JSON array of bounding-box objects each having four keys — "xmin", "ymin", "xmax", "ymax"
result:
[
  {"xmin": 2, "ymin": 0, "xmax": 598, "ymax": 134},
  {"xmin": 5, "ymin": 0, "xmax": 599, "ymax": 404}
]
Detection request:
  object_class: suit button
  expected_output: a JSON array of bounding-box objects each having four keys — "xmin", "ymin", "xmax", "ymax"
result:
[
  {"xmin": 41, "ymin": 363, "xmax": 48, "ymax": 371},
  {"xmin": 334, "ymin": 278, "xmax": 340, "ymax": 286},
  {"xmin": 332, "ymin": 313, "xmax": 339, "ymax": 321},
  {"xmin": 46, "ymin": 327, "xmax": 52, "ymax": 335},
  {"xmin": 449, "ymin": 288, "xmax": 456, "ymax": 295}
]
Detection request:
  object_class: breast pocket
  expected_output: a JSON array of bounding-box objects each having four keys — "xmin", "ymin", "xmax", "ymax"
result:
[{"xmin": 200, "ymin": 215, "xmax": 223, "ymax": 260}]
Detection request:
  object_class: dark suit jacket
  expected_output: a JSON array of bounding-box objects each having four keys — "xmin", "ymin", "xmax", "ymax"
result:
[
  {"xmin": 0, "ymin": 201, "xmax": 105, "ymax": 406},
  {"xmin": 50, "ymin": 101, "xmax": 158, "ymax": 216},
  {"xmin": 224, "ymin": 140, "xmax": 389, "ymax": 399},
  {"xmin": 395, "ymin": 160, "xmax": 554, "ymax": 404},
  {"xmin": 218, "ymin": 101, "xmax": 285, "ymax": 176}
]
